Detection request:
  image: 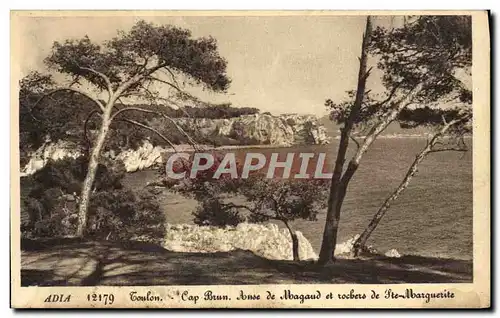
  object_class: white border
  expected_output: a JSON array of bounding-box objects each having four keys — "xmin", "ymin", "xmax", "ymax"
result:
[{"xmin": 3, "ymin": 1, "xmax": 497, "ymax": 316}]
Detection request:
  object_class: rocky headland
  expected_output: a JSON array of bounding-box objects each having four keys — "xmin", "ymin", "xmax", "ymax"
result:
[{"xmin": 21, "ymin": 113, "xmax": 330, "ymax": 175}]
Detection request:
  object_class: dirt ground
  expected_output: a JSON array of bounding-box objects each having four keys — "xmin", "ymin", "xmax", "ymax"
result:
[{"xmin": 20, "ymin": 238, "xmax": 472, "ymax": 286}]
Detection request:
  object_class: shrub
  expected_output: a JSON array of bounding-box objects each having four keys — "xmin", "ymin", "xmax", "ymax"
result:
[
  {"xmin": 192, "ymin": 198, "xmax": 244, "ymax": 227},
  {"xmin": 20, "ymin": 157, "xmax": 165, "ymax": 243},
  {"xmin": 180, "ymin": 172, "xmax": 329, "ymax": 260},
  {"xmin": 87, "ymin": 189, "xmax": 165, "ymax": 244}
]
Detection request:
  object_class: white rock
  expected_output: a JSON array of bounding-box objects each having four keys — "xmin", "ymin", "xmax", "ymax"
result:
[
  {"xmin": 385, "ymin": 248, "xmax": 402, "ymax": 258},
  {"xmin": 21, "ymin": 114, "xmax": 331, "ymax": 175},
  {"xmin": 22, "ymin": 140, "xmax": 82, "ymax": 175},
  {"xmin": 175, "ymin": 113, "xmax": 330, "ymax": 146},
  {"xmin": 115, "ymin": 142, "xmax": 165, "ymax": 172},
  {"xmin": 163, "ymin": 222, "xmax": 318, "ymax": 261}
]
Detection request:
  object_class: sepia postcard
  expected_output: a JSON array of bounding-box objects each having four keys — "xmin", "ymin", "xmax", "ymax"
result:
[{"xmin": 10, "ymin": 10, "xmax": 490, "ymax": 309}]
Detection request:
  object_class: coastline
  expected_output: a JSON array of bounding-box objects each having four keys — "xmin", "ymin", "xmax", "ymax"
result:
[{"xmin": 164, "ymin": 134, "xmax": 473, "ymax": 153}]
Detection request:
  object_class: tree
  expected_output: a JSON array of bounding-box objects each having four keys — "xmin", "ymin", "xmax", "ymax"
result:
[
  {"xmin": 165, "ymin": 153, "xmax": 328, "ymax": 261},
  {"xmin": 318, "ymin": 15, "xmax": 472, "ymax": 264},
  {"xmin": 21, "ymin": 156, "xmax": 166, "ymax": 243},
  {"xmin": 234, "ymin": 177, "xmax": 328, "ymax": 261},
  {"xmin": 351, "ymin": 16, "xmax": 472, "ymax": 256},
  {"xmin": 27, "ymin": 20, "xmax": 230, "ymax": 236},
  {"xmin": 318, "ymin": 16, "xmax": 375, "ymax": 265},
  {"xmin": 19, "ymin": 72, "xmax": 98, "ymax": 166},
  {"xmin": 352, "ymin": 115, "xmax": 470, "ymax": 257},
  {"xmin": 191, "ymin": 177, "xmax": 328, "ymax": 261}
]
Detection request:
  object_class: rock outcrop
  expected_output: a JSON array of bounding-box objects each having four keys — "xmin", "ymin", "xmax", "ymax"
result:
[
  {"xmin": 162, "ymin": 222, "xmax": 318, "ymax": 261},
  {"xmin": 176, "ymin": 113, "xmax": 330, "ymax": 146},
  {"xmin": 160, "ymin": 224, "xmax": 402, "ymax": 261},
  {"xmin": 21, "ymin": 141, "xmax": 83, "ymax": 177},
  {"xmin": 21, "ymin": 113, "xmax": 330, "ymax": 175}
]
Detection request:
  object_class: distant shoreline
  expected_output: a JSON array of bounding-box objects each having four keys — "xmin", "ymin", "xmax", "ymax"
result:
[{"xmin": 167, "ymin": 135, "xmax": 473, "ymax": 152}]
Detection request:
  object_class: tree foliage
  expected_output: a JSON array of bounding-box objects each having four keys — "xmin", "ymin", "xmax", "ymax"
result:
[
  {"xmin": 19, "ymin": 72, "xmax": 96, "ymax": 164},
  {"xmin": 22, "ymin": 20, "xmax": 235, "ymax": 237},
  {"xmin": 370, "ymin": 16, "xmax": 471, "ymax": 102},
  {"xmin": 319, "ymin": 15, "xmax": 473, "ymax": 264},
  {"xmin": 45, "ymin": 21, "xmax": 230, "ymax": 93},
  {"xmin": 165, "ymin": 154, "xmax": 329, "ymax": 260},
  {"xmin": 326, "ymin": 16, "xmax": 472, "ymax": 132},
  {"xmin": 21, "ymin": 157, "xmax": 165, "ymax": 243}
]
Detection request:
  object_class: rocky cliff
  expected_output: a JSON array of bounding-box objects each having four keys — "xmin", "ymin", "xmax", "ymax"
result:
[
  {"xmin": 21, "ymin": 113, "xmax": 330, "ymax": 175},
  {"xmin": 176, "ymin": 113, "xmax": 329, "ymax": 146}
]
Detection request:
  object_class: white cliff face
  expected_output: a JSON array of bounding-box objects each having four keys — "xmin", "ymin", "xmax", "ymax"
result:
[
  {"xmin": 20, "ymin": 140, "xmax": 167, "ymax": 175},
  {"xmin": 176, "ymin": 113, "xmax": 330, "ymax": 146},
  {"xmin": 114, "ymin": 142, "xmax": 166, "ymax": 172},
  {"xmin": 162, "ymin": 222, "xmax": 318, "ymax": 261},
  {"xmin": 157, "ymin": 223, "xmax": 402, "ymax": 260},
  {"xmin": 21, "ymin": 140, "xmax": 82, "ymax": 177},
  {"xmin": 21, "ymin": 113, "xmax": 330, "ymax": 175}
]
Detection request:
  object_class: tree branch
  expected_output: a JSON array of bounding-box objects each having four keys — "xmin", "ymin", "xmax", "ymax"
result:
[
  {"xmin": 116, "ymin": 118, "xmax": 178, "ymax": 151},
  {"xmin": 428, "ymin": 147, "xmax": 468, "ymax": 153},
  {"xmin": 339, "ymin": 83, "xmax": 424, "ymax": 188},
  {"xmin": 161, "ymin": 67, "xmax": 182, "ymax": 88},
  {"xmin": 148, "ymin": 76, "xmax": 184, "ymax": 94},
  {"xmin": 349, "ymin": 135, "xmax": 360, "ymax": 151},
  {"xmin": 109, "ymin": 106, "xmax": 200, "ymax": 150},
  {"xmin": 222, "ymin": 202, "xmax": 280, "ymax": 221},
  {"xmin": 141, "ymin": 82, "xmax": 198, "ymax": 120},
  {"xmin": 78, "ymin": 66, "xmax": 113, "ymax": 97},
  {"xmin": 370, "ymin": 82, "xmax": 403, "ymax": 109},
  {"xmin": 147, "ymin": 75, "xmax": 199, "ymax": 102},
  {"xmin": 29, "ymin": 87, "xmax": 106, "ymax": 125},
  {"xmin": 33, "ymin": 87, "xmax": 105, "ymax": 113}
]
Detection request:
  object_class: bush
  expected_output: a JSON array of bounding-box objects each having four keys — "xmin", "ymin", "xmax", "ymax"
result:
[
  {"xmin": 87, "ymin": 189, "xmax": 165, "ymax": 244},
  {"xmin": 186, "ymin": 176, "xmax": 329, "ymax": 260},
  {"xmin": 20, "ymin": 157, "xmax": 166, "ymax": 244},
  {"xmin": 192, "ymin": 198, "xmax": 244, "ymax": 227}
]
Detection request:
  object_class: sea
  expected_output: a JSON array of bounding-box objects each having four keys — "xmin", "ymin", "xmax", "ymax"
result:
[{"xmin": 124, "ymin": 138, "xmax": 473, "ymax": 260}]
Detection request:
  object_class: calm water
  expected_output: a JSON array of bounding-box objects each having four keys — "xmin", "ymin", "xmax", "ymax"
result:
[{"xmin": 124, "ymin": 138, "xmax": 473, "ymax": 260}]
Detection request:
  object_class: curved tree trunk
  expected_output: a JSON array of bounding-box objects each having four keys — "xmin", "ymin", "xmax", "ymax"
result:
[
  {"xmin": 76, "ymin": 113, "xmax": 111, "ymax": 237},
  {"xmin": 352, "ymin": 146, "xmax": 431, "ymax": 257},
  {"xmin": 318, "ymin": 16, "xmax": 373, "ymax": 265},
  {"xmin": 352, "ymin": 119, "xmax": 464, "ymax": 257},
  {"xmin": 283, "ymin": 221, "xmax": 300, "ymax": 261}
]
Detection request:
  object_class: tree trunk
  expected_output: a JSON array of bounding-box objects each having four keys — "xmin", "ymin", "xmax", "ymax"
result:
[
  {"xmin": 291, "ymin": 232, "xmax": 299, "ymax": 261},
  {"xmin": 76, "ymin": 112, "xmax": 111, "ymax": 237},
  {"xmin": 318, "ymin": 16, "xmax": 372, "ymax": 265},
  {"xmin": 352, "ymin": 147, "xmax": 431, "ymax": 257},
  {"xmin": 352, "ymin": 120, "xmax": 460, "ymax": 257},
  {"xmin": 284, "ymin": 221, "xmax": 300, "ymax": 261}
]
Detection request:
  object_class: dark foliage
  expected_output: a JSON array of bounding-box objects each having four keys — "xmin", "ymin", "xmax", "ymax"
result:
[
  {"xmin": 193, "ymin": 198, "xmax": 245, "ymax": 227},
  {"xmin": 19, "ymin": 72, "xmax": 96, "ymax": 165},
  {"xmin": 21, "ymin": 157, "xmax": 165, "ymax": 243},
  {"xmin": 180, "ymin": 104, "xmax": 260, "ymax": 119},
  {"xmin": 20, "ymin": 76, "xmax": 261, "ymax": 159},
  {"xmin": 239, "ymin": 176, "xmax": 329, "ymax": 224},
  {"xmin": 325, "ymin": 16, "xmax": 472, "ymax": 133},
  {"xmin": 44, "ymin": 20, "xmax": 230, "ymax": 92},
  {"xmin": 369, "ymin": 15, "xmax": 472, "ymax": 103}
]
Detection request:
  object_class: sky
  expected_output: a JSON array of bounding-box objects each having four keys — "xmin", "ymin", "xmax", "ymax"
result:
[{"xmin": 16, "ymin": 14, "xmax": 402, "ymax": 116}]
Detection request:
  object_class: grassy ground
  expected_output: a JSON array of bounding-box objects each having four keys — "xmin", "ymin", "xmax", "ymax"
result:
[{"xmin": 21, "ymin": 238, "xmax": 472, "ymax": 286}]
